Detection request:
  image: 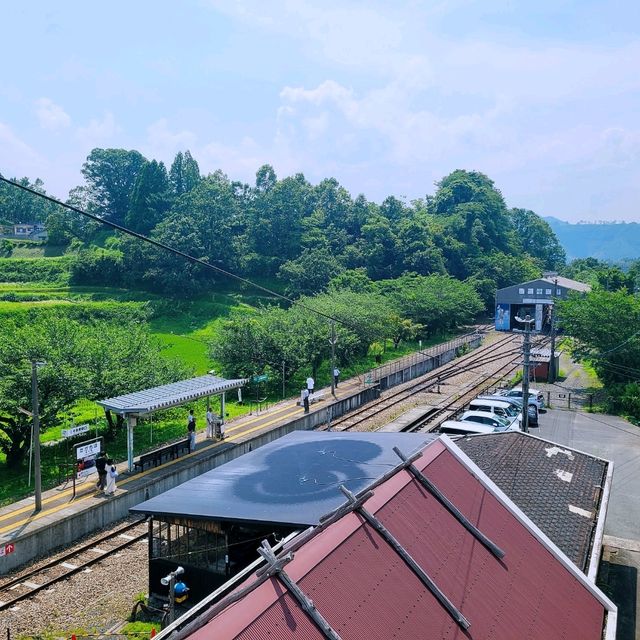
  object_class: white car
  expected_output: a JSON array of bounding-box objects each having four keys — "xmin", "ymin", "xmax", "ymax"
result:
[
  {"xmin": 459, "ymin": 410, "xmax": 519, "ymax": 432},
  {"xmin": 439, "ymin": 420, "xmax": 498, "ymax": 436},
  {"xmin": 467, "ymin": 399, "xmax": 522, "ymax": 429},
  {"xmin": 498, "ymin": 386, "xmax": 545, "ymax": 410}
]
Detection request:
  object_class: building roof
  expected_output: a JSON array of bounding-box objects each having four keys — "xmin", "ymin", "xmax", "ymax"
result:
[
  {"xmin": 177, "ymin": 437, "xmax": 615, "ymax": 640},
  {"xmin": 541, "ymin": 275, "xmax": 591, "ymax": 292},
  {"xmin": 97, "ymin": 374, "xmax": 246, "ymax": 415},
  {"xmin": 497, "ymin": 276, "xmax": 590, "ymax": 294},
  {"xmin": 130, "ymin": 431, "xmax": 435, "ymax": 526},
  {"xmin": 456, "ymin": 432, "xmax": 610, "ymax": 574}
]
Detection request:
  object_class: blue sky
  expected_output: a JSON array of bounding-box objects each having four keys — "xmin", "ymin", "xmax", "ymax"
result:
[{"xmin": 1, "ymin": 0, "xmax": 639, "ymax": 222}]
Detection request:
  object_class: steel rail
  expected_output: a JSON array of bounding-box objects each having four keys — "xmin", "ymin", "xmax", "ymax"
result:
[{"xmin": 0, "ymin": 520, "xmax": 148, "ymax": 611}]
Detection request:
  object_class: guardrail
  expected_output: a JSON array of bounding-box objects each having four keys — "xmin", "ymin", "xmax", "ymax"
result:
[{"xmin": 369, "ymin": 332, "xmax": 483, "ymax": 391}]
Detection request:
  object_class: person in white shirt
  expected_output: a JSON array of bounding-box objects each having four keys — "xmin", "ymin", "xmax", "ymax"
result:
[
  {"xmin": 306, "ymin": 376, "xmax": 315, "ymax": 395},
  {"xmin": 333, "ymin": 368, "xmax": 340, "ymax": 388},
  {"xmin": 206, "ymin": 408, "xmax": 214, "ymax": 439},
  {"xmin": 302, "ymin": 388, "xmax": 310, "ymax": 413}
]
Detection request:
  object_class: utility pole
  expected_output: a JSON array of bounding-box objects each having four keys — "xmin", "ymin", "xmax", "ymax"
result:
[
  {"xmin": 515, "ymin": 314, "xmax": 534, "ymax": 433},
  {"xmin": 548, "ymin": 278, "xmax": 558, "ymax": 383},
  {"xmin": 329, "ymin": 320, "xmax": 337, "ymax": 398},
  {"xmin": 31, "ymin": 360, "xmax": 43, "ymax": 511},
  {"xmin": 282, "ymin": 360, "xmax": 286, "ymax": 399}
]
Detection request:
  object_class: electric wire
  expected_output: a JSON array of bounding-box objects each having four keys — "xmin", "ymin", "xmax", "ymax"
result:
[{"xmin": 0, "ymin": 175, "xmax": 351, "ymax": 328}]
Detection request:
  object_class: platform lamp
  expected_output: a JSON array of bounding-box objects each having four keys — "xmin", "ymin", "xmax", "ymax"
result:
[{"xmin": 161, "ymin": 566, "xmax": 185, "ymax": 624}]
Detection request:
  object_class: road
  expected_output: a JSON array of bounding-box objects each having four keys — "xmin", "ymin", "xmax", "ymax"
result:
[{"xmin": 537, "ymin": 409, "xmax": 640, "ymax": 640}]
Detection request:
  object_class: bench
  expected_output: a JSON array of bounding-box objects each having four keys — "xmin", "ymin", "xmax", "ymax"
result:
[
  {"xmin": 296, "ymin": 391, "xmax": 327, "ymax": 406},
  {"xmin": 134, "ymin": 437, "xmax": 191, "ymax": 472}
]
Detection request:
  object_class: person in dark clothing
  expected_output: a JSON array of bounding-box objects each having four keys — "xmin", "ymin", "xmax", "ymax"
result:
[
  {"xmin": 302, "ymin": 388, "xmax": 310, "ymax": 414},
  {"xmin": 187, "ymin": 409, "xmax": 196, "ymax": 451},
  {"xmin": 95, "ymin": 451, "xmax": 108, "ymax": 491}
]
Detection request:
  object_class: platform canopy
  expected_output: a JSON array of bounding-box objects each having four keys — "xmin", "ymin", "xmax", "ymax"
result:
[
  {"xmin": 97, "ymin": 374, "xmax": 246, "ymax": 416},
  {"xmin": 131, "ymin": 431, "xmax": 435, "ymax": 527}
]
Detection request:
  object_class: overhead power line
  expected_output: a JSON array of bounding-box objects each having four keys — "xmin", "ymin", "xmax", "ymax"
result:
[{"xmin": 0, "ymin": 175, "xmax": 347, "ymax": 327}]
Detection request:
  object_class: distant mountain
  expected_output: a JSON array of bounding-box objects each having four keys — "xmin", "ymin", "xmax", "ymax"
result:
[{"xmin": 544, "ymin": 217, "xmax": 640, "ymax": 262}]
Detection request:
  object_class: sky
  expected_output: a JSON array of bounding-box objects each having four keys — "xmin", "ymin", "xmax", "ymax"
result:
[{"xmin": 1, "ymin": 0, "xmax": 639, "ymax": 223}]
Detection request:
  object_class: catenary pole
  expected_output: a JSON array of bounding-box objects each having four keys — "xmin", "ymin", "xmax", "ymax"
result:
[
  {"xmin": 31, "ymin": 361, "xmax": 42, "ymax": 511},
  {"xmin": 547, "ymin": 278, "xmax": 558, "ymax": 383},
  {"xmin": 330, "ymin": 320, "xmax": 337, "ymax": 398}
]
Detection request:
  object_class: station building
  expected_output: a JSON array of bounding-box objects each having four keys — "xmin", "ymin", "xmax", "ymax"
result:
[
  {"xmin": 130, "ymin": 431, "xmax": 433, "ymax": 602},
  {"xmin": 495, "ymin": 273, "xmax": 590, "ymax": 332},
  {"xmin": 154, "ymin": 433, "xmax": 616, "ymax": 640}
]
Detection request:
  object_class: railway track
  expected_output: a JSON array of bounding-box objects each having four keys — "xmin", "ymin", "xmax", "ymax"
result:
[
  {"xmin": 0, "ymin": 519, "xmax": 148, "ymax": 612},
  {"xmin": 330, "ymin": 332, "xmax": 523, "ymax": 432},
  {"xmin": 393, "ymin": 336, "xmax": 550, "ymax": 433}
]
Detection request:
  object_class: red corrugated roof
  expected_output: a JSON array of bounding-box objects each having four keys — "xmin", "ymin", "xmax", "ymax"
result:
[{"xmin": 187, "ymin": 438, "xmax": 613, "ymax": 640}]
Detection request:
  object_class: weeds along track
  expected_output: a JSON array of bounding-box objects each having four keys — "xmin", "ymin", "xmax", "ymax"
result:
[
  {"xmin": 331, "ymin": 333, "xmax": 537, "ymax": 432},
  {"xmin": 0, "ymin": 519, "xmax": 148, "ymax": 612}
]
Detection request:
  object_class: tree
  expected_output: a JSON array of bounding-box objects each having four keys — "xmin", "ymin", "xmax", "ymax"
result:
[
  {"xmin": 0, "ymin": 176, "xmax": 57, "ymax": 224},
  {"xmin": 509, "ymin": 208, "xmax": 566, "ymax": 270},
  {"xmin": 81, "ymin": 148, "xmax": 146, "ymax": 225},
  {"xmin": 0, "ymin": 315, "xmax": 187, "ymax": 466},
  {"xmin": 120, "ymin": 171, "xmax": 243, "ymax": 293},
  {"xmin": 557, "ymin": 289, "xmax": 640, "ymax": 419},
  {"xmin": 278, "ymin": 247, "xmax": 343, "ymax": 297},
  {"xmin": 169, "ymin": 150, "xmax": 201, "ymax": 197},
  {"xmin": 126, "ymin": 160, "xmax": 172, "ymax": 234}
]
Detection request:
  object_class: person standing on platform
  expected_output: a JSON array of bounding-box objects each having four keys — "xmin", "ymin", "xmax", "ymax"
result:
[
  {"xmin": 206, "ymin": 407, "xmax": 214, "ymax": 439},
  {"xmin": 302, "ymin": 388, "xmax": 310, "ymax": 413},
  {"xmin": 105, "ymin": 459, "xmax": 118, "ymax": 495},
  {"xmin": 306, "ymin": 376, "xmax": 315, "ymax": 396},
  {"xmin": 95, "ymin": 451, "xmax": 108, "ymax": 492},
  {"xmin": 333, "ymin": 367, "xmax": 340, "ymax": 388},
  {"xmin": 187, "ymin": 409, "xmax": 197, "ymax": 451}
]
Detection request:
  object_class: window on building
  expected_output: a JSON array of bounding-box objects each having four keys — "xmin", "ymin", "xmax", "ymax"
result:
[
  {"xmin": 556, "ymin": 288, "xmax": 562, "ymax": 295},
  {"xmin": 536, "ymin": 288, "xmax": 543, "ymax": 295},
  {"xmin": 527, "ymin": 288, "xmax": 534, "ymax": 294},
  {"xmin": 518, "ymin": 288, "xmax": 525, "ymax": 294},
  {"xmin": 545, "ymin": 289, "xmax": 552, "ymax": 295}
]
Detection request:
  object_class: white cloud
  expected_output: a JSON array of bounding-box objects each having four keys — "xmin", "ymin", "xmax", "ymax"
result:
[
  {"xmin": 34, "ymin": 98, "xmax": 71, "ymax": 131},
  {"xmin": 75, "ymin": 112, "xmax": 121, "ymax": 146},
  {"xmin": 145, "ymin": 118, "xmax": 197, "ymax": 158}
]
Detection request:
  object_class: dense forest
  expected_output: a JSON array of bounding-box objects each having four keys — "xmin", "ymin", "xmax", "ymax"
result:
[{"xmin": 1, "ymin": 148, "xmax": 566, "ymax": 305}]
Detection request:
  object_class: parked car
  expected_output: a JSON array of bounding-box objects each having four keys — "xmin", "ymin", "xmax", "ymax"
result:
[
  {"xmin": 467, "ymin": 398, "xmax": 522, "ymax": 428},
  {"xmin": 475, "ymin": 394, "xmax": 539, "ymax": 427},
  {"xmin": 459, "ymin": 411, "xmax": 518, "ymax": 432},
  {"xmin": 497, "ymin": 386, "xmax": 545, "ymax": 411},
  {"xmin": 438, "ymin": 420, "xmax": 498, "ymax": 436}
]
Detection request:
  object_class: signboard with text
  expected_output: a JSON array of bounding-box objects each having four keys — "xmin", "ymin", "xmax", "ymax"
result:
[
  {"xmin": 74, "ymin": 437, "xmax": 103, "ymax": 479},
  {"xmin": 0, "ymin": 543, "xmax": 15, "ymax": 557},
  {"xmin": 62, "ymin": 424, "xmax": 90, "ymax": 438}
]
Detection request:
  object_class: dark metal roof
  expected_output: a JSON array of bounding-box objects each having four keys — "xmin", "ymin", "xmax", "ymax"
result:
[
  {"xmin": 185, "ymin": 438, "xmax": 612, "ymax": 640},
  {"xmin": 130, "ymin": 431, "xmax": 434, "ymax": 526},
  {"xmin": 457, "ymin": 431, "xmax": 608, "ymax": 571},
  {"xmin": 97, "ymin": 374, "xmax": 246, "ymax": 415}
]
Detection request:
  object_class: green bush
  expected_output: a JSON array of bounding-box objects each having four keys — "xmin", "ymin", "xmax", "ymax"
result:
[{"xmin": 0, "ymin": 256, "xmax": 71, "ymax": 284}]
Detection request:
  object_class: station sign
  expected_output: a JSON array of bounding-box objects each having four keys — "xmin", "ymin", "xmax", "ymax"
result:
[
  {"xmin": 74, "ymin": 437, "xmax": 103, "ymax": 479},
  {"xmin": 0, "ymin": 542, "xmax": 15, "ymax": 557},
  {"xmin": 62, "ymin": 424, "xmax": 90, "ymax": 438},
  {"xmin": 252, "ymin": 374, "xmax": 269, "ymax": 383}
]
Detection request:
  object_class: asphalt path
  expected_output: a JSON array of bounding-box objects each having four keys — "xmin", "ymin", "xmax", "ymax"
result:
[{"xmin": 536, "ymin": 408, "xmax": 640, "ymax": 639}]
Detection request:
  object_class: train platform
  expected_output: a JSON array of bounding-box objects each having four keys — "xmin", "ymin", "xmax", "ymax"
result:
[{"xmin": 0, "ymin": 331, "xmax": 482, "ymax": 574}]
